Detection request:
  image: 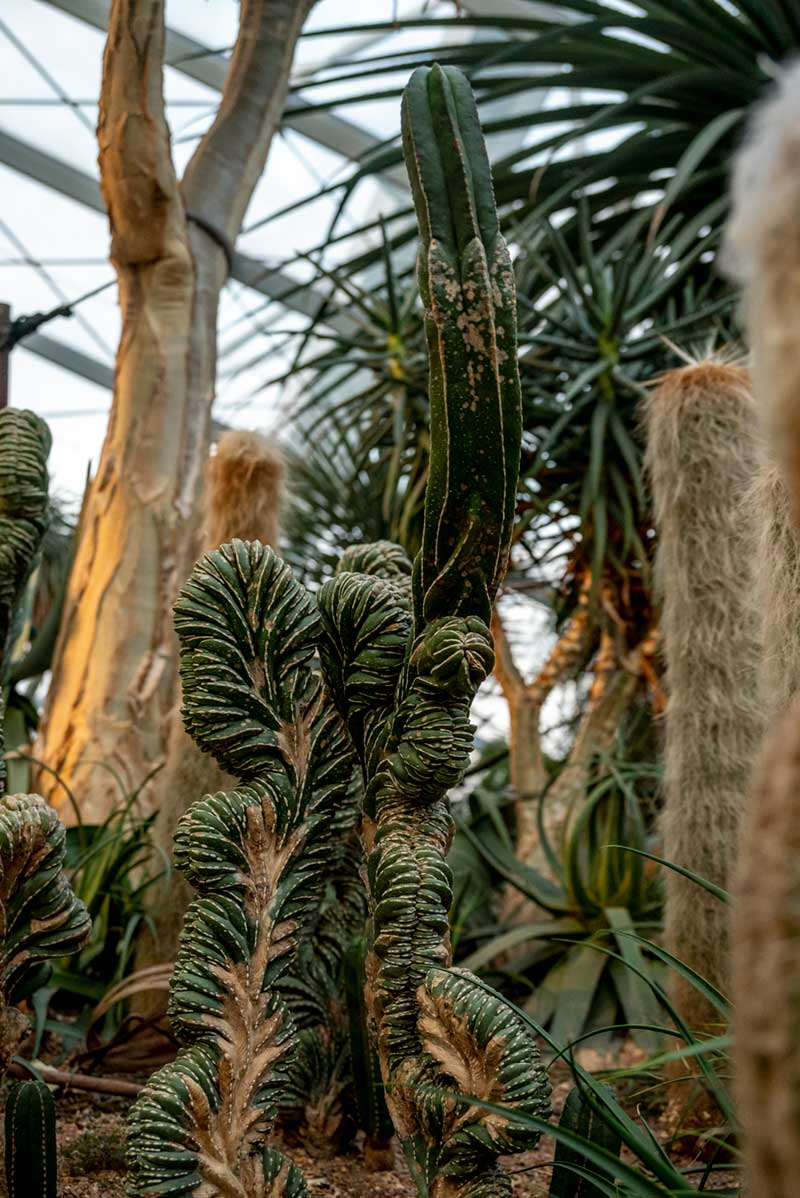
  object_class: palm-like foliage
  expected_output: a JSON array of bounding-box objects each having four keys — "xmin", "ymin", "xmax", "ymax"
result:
[
  {"xmin": 281, "ymin": 1, "xmax": 795, "ymax": 257},
  {"xmin": 277, "ymin": 2, "xmax": 764, "ymax": 615},
  {"xmin": 514, "ymin": 202, "xmax": 734, "ymax": 628}
]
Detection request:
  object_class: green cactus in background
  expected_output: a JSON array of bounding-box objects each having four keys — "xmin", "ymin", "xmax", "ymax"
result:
[
  {"xmin": 5, "ymin": 1079, "xmax": 58, "ymax": 1198},
  {"xmin": 316, "ymin": 64, "xmax": 550, "ymax": 1197},
  {"xmin": 126, "ymin": 543, "xmax": 355, "ymax": 1196},
  {"xmin": 0, "ymin": 411, "xmax": 90, "ymax": 1072},
  {"xmin": 0, "ymin": 409, "xmax": 51, "ymax": 793}
]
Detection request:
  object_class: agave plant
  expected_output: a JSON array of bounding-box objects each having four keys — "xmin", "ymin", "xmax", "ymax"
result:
[{"xmin": 455, "ymin": 753, "xmax": 663, "ymax": 1053}]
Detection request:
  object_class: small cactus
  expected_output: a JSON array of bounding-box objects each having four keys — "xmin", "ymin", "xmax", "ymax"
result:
[{"xmin": 4, "ymin": 1079, "xmax": 58, "ymax": 1198}]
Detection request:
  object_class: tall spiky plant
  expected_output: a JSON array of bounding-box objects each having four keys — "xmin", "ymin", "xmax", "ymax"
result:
[
  {"xmin": 316, "ymin": 64, "xmax": 551, "ymax": 1197},
  {"xmin": 644, "ymin": 361, "xmax": 763, "ymax": 1039}
]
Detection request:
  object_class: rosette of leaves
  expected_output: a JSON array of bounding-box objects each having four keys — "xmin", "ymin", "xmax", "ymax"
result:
[
  {"xmin": 126, "ymin": 542, "xmax": 355, "ymax": 1197},
  {"xmin": 316, "ymin": 65, "xmax": 551, "ymax": 1198}
]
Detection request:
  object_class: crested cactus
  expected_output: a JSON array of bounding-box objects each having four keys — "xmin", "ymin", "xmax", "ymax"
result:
[
  {"xmin": 126, "ymin": 65, "xmax": 548, "ymax": 1197},
  {"xmin": 126, "ymin": 542, "xmax": 355, "ymax": 1196},
  {"xmin": 316, "ymin": 64, "xmax": 551, "ymax": 1197},
  {"xmin": 0, "ymin": 411, "xmax": 90, "ymax": 1072}
]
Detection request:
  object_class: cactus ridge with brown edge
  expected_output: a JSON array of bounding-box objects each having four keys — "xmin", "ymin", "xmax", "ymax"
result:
[
  {"xmin": 125, "ymin": 542, "xmax": 355, "ymax": 1197},
  {"xmin": 0, "ymin": 409, "xmax": 52, "ymax": 791},
  {"xmin": 316, "ymin": 64, "xmax": 550, "ymax": 1198},
  {"xmin": 0, "ymin": 410, "xmax": 90, "ymax": 1074}
]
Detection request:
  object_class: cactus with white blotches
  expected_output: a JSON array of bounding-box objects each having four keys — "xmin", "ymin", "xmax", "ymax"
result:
[{"xmin": 316, "ymin": 64, "xmax": 550, "ymax": 1198}]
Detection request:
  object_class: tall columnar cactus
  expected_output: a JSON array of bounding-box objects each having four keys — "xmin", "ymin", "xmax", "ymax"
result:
[
  {"xmin": 317, "ymin": 65, "xmax": 550, "ymax": 1197},
  {"xmin": 0, "ymin": 410, "xmax": 90, "ymax": 1072},
  {"xmin": 126, "ymin": 542, "xmax": 355, "ymax": 1196},
  {"xmin": 644, "ymin": 362, "xmax": 763, "ymax": 1039}
]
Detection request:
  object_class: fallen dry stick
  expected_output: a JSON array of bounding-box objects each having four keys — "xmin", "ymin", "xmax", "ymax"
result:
[{"xmin": 8, "ymin": 1059, "xmax": 143, "ymax": 1097}]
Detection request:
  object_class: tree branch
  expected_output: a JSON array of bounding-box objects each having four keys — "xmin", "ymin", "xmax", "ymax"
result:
[
  {"xmin": 97, "ymin": 0, "xmax": 187, "ymax": 267},
  {"xmin": 181, "ymin": 0, "xmax": 317, "ymax": 241}
]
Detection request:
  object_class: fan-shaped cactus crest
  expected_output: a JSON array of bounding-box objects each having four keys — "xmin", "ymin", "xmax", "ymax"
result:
[
  {"xmin": 0, "ymin": 410, "xmax": 90, "ymax": 1073},
  {"xmin": 126, "ymin": 64, "xmax": 548, "ymax": 1198},
  {"xmin": 126, "ymin": 542, "xmax": 354, "ymax": 1196}
]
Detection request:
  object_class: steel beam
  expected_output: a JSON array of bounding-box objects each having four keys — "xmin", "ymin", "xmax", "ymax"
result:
[
  {"xmin": 41, "ymin": 0, "xmax": 408, "ymax": 190},
  {"xmin": 0, "ymin": 127, "xmax": 348, "ymax": 325},
  {"xmin": 22, "ymin": 330, "xmax": 114, "ymax": 389}
]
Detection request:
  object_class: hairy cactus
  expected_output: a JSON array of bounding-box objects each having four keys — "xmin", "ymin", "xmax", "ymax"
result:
[
  {"xmin": 644, "ymin": 362, "xmax": 763, "ymax": 1037},
  {"xmin": 5, "ymin": 1079, "xmax": 58, "ymax": 1198},
  {"xmin": 126, "ymin": 542, "xmax": 355, "ymax": 1196},
  {"xmin": 316, "ymin": 64, "xmax": 550, "ymax": 1197}
]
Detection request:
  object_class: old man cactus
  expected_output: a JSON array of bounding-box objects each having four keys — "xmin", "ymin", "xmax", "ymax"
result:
[
  {"xmin": 126, "ymin": 65, "xmax": 549, "ymax": 1198},
  {"xmin": 0, "ymin": 410, "xmax": 90, "ymax": 1072}
]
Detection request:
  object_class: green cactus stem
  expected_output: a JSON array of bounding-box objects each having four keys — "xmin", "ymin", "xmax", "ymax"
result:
[
  {"xmin": 0, "ymin": 793, "xmax": 91, "ymax": 1072},
  {"xmin": 0, "ymin": 412, "xmax": 90, "ymax": 1073},
  {"xmin": 0, "ymin": 409, "xmax": 51, "ymax": 793},
  {"xmin": 316, "ymin": 64, "xmax": 550, "ymax": 1198},
  {"xmin": 5, "ymin": 1079, "xmax": 58, "ymax": 1198},
  {"xmin": 126, "ymin": 542, "xmax": 355, "ymax": 1197}
]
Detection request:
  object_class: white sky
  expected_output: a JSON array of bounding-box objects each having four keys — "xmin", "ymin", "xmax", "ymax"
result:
[{"xmin": 1, "ymin": 0, "xmax": 456, "ymax": 502}]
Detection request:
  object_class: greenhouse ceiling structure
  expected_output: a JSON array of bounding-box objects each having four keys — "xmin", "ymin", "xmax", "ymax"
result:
[{"xmin": 0, "ymin": 0, "xmax": 552, "ymax": 497}]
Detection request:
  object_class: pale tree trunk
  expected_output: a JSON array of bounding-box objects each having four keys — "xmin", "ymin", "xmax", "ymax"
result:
[
  {"xmin": 492, "ymin": 592, "xmax": 649, "ymax": 923},
  {"xmin": 35, "ymin": 0, "xmax": 314, "ymax": 822},
  {"xmin": 490, "ymin": 574, "xmax": 594, "ymax": 869}
]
